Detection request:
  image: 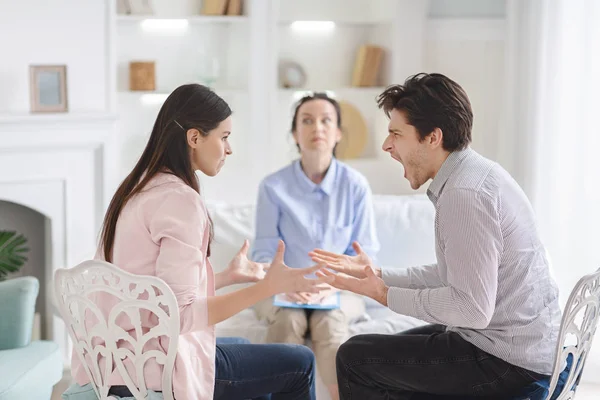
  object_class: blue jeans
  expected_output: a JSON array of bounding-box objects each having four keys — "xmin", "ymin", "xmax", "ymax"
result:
[{"xmin": 214, "ymin": 337, "xmax": 316, "ymax": 400}]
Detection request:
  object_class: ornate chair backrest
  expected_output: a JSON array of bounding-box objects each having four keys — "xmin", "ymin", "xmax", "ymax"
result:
[
  {"xmin": 54, "ymin": 260, "xmax": 180, "ymax": 400},
  {"xmin": 546, "ymin": 267, "xmax": 600, "ymax": 399}
]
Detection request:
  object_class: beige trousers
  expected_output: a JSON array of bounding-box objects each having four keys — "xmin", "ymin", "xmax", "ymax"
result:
[{"xmin": 254, "ymin": 292, "xmax": 365, "ymax": 385}]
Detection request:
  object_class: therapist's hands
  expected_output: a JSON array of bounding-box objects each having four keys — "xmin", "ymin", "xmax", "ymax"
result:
[
  {"xmin": 316, "ymin": 266, "xmax": 389, "ymax": 306},
  {"xmin": 309, "ymin": 241, "xmax": 380, "ymax": 279},
  {"xmin": 285, "ymin": 285, "xmax": 338, "ymax": 304}
]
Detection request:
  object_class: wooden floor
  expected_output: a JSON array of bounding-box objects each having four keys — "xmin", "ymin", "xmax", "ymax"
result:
[{"xmin": 52, "ymin": 377, "xmax": 599, "ymax": 400}]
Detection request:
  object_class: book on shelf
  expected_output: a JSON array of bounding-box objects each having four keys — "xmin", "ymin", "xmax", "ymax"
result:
[
  {"xmin": 201, "ymin": 0, "xmax": 243, "ymax": 16},
  {"xmin": 351, "ymin": 45, "xmax": 384, "ymax": 87}
]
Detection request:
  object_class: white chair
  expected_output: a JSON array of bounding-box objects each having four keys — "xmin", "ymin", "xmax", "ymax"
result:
[
  {"xmin": 544, "ymin": 267, "xmax": 600, "ymax": 399},
  {"xmin": 54, "ymin": 260, "xmax": 180, "ymax": 400}
]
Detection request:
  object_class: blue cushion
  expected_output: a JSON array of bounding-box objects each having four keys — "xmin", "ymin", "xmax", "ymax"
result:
[
  {"xmin": 61, "ymin": 383, "xmax": 164, "ymax": 400},
  {"xmin": 0, "ymin": 340, "xmax": 63, "ymax": 400},
  {"xmin": 512, "ymin": 354, "xmax": 575, "ymax": 400},
  {"xmin": 0, "ymin": 276, "xmax": 39, "ymax": 350}
]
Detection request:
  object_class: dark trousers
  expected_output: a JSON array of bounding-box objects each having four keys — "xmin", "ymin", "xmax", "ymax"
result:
[{"xmin": 336, "ymin": 324, "xmax": 547, "ymax": 400}]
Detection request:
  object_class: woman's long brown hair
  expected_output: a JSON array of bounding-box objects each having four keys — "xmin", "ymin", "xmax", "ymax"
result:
[{"xmin": 100, "ymin": 84, "xmax": 232, "ymax": 262}]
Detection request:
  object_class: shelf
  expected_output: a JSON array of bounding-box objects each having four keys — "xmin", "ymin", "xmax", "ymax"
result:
[
  {"xmin": 119, "ymin": 89, "xmax": 246, "ymax": 96},
  {"xmin": 116, "ymin": 15, "xmax": 248, "ymax": 24},
  {"xmin": 118, "ymin": 89, "xmax": 247, "ymax": 105},
  {"xmin": 0, "ymin": 112, "xmax": 118, "ymax": 125},
  {"xmin": 278, "ymin": 19, "xmax": 392, "ymax": 26}
]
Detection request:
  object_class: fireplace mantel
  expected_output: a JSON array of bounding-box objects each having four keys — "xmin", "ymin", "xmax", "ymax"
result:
[{"xmin": 0, "ymin": 111, "xmax": 118, "ymax": 367}]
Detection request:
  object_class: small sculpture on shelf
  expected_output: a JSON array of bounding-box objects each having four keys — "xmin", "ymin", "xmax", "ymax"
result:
[{"xmin": 279, "ymin": 60, "xmax": 306, "ymax": 89}]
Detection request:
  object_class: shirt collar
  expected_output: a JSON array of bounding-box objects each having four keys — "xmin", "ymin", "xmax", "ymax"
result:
[
  {"xmin": 292, "ymin": 157, "xmax": 338, "ymax": 196},
  {"xmin": 427, "ymin": 147, "xmax": 473, "ymax": 201}
]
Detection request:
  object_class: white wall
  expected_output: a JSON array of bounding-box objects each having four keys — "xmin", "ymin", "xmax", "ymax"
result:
[
  {"xmin": 424, "ymin": 34, "xmax": 505, "ymax": 163},
  {"xmin": 0, "ymin": 0, "xmax": 108, "ymax": 113}
]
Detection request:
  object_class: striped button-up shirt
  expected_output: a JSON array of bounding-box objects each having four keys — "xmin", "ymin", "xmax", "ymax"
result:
[{"xmin": 383, "ymin": 148, "xmax": 561, "ymax": 375}]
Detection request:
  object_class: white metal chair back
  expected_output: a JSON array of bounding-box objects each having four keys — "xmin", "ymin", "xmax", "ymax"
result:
[
  {"xmin": 546, "ymin": 267, "xmax": 600, "ymax": 399},
  {"xmin": 54, "ymin": 260, "xmax": 180, "ymax": 400}
]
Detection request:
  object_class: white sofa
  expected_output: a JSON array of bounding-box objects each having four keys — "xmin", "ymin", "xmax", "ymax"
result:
[{"xmin": 208, "ymin": 194, "xmax": 437, "ymax": 399}]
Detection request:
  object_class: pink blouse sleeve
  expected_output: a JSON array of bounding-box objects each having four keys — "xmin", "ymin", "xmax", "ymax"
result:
[{"xmin": 148, "ymin": 187, "xmax": 210, "ymax": 334}]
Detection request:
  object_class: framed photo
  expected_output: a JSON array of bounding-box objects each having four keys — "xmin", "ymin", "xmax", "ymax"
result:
[{"xmin": 29, "ymin": 65, "xmax": 68, "ymax": 113}]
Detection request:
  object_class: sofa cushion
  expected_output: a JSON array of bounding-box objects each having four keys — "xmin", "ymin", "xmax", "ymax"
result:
[
  {"xmin": 208, "ymin": 202, "xmax": 256, "ymax": 277},
  {"xmin": 371, "ymin": 194, "xmax": 436, "ymax": 269},
  {"xmin": 0, "ymin": 340, "xmax": 63, "ymax": 400},
  {"xmin": 207, "ymin": 194, "xmax": 436, "ymax": 274}
]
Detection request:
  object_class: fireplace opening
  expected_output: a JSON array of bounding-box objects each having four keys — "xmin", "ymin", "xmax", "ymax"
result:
[{"xmin": 0, "ymin": 199, "xmax": 52, "ymax": 340}]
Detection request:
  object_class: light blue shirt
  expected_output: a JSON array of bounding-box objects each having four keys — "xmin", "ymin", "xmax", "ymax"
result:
[{"xmin": 251, "ymin": 158, "xmax": 379, "ymax": 269}]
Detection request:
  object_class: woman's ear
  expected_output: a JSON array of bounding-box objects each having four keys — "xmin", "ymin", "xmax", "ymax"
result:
[
  {"xmin": 186, "ymin": 128, "xmax": 201, "ymax": 148},
  {"xmin": 335, "ymin": 127, "xmax": 343, "ymax": 143}
]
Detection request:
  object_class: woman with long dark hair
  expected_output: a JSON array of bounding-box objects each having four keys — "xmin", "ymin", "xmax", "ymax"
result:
[{"xmin": 68, "ymin": 84, "xmax": 330, "ymax": 400}]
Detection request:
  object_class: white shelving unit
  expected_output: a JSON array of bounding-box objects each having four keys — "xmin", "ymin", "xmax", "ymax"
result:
[
  {"xmin": 108, "ymin": 0, "xmax": 506, "ymax": 202},
  {"xmin": 269, "ymin": 0, "xmax": 430, "ymax": 180}
]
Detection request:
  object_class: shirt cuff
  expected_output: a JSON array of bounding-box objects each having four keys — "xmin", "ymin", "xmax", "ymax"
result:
[{"xmin": 387, "ymin": 287, "xmax": 419, "ymax": 318}]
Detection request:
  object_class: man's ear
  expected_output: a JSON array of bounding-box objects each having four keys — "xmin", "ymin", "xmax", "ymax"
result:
[
  {"xmin": 429, "ymin": 127, "xmax": 443, "ymax": 148},
  {"xmin": 187, "ymin": 128, "xmax": 201, "ymax": 148}
]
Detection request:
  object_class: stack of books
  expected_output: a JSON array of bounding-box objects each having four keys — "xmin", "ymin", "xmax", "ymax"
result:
[
  {"xmin": 202, "ymin": 0, "xmax": 243, "ymax": 16},
  {"xmin": 351, "ymin": 45, "xmax": 384, "ymax": 87}
]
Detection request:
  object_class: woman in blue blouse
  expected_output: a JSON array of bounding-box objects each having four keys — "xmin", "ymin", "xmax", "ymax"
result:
[{"xmin": 252, "ymin": 92, "xmax": 380, "ymax": 399}]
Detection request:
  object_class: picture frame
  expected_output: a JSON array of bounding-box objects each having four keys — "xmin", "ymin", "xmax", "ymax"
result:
[{"xmin": 29, "ymin": 65, "xmax": 68, "ymax": 113}]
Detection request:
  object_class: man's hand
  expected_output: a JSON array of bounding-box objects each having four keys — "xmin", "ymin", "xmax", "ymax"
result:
[
  {"xmin": 226, "ymin": 240, "xmax": 268, "ymax": 285},
  {"xmin": 309, "ymin": 241, "xmax": 380, "ymax": 278},
  {"xmin": 316, "ymin": 266, "xmax": 389, "ymax": 306}
]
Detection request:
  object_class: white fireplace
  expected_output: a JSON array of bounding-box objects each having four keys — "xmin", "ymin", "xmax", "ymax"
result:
[{"xmin": 0, "ymin": 112, "xmax": 118, "ymax": 367}]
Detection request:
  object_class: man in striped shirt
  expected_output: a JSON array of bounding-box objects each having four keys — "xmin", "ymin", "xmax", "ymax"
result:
[{"xmin": 310, "ymin": 73, "xmax": 561, "ymax": 399}]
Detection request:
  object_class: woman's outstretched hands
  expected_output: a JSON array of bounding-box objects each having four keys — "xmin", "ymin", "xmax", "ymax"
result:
[
  {"xmin": 226, "ymin": 239, "xmax": 268, "ymax": 284},
  {"xmin": 263, "ymin": 241, "xmax": 333, "ymax": 296}
]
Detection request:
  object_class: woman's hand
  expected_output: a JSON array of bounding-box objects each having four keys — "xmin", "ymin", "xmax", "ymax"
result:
[
  {"xmin": 263, "ymin": 240, "xmax": 333, "ymax": 296},
  {"xmin": 226, "ymin": 240, "xmax": 268, "ymax": 285},
  {"xmin": 309, "ymin": 241, "xmax": 380, "ymax": 278}
]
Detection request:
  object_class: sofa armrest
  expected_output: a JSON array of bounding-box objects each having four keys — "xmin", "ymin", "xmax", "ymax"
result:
[{"xmin": 0, "ymin": 276, "xmax": 39, "ymax": 350}]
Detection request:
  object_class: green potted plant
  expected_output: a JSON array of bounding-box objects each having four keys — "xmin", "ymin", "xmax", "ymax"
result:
[{"xmin": 0, "ymin": 230, "xmax": 29, "ymax": 281}]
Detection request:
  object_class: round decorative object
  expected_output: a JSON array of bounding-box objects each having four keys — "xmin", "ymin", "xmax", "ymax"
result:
[
  {"xmin": 279, "ymin": 61, "xmax": 306, "ymax": 88},
  {"xmin": 336, "ymin": 100, "xmax": 368, "ymax": 160}
]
